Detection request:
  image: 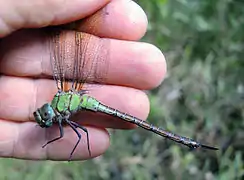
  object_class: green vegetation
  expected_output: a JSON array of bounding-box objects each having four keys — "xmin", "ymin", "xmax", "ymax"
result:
[{"xmin": 1, "ymin": 0, "xmax": 243, "ymax": 179}]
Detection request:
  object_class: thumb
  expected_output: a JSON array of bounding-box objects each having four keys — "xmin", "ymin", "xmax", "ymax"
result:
[{"xmin": 0, "ymin": 0, "xmax": 110, "ymax": 37}]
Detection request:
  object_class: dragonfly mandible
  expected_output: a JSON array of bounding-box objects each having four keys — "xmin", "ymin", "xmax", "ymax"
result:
[{"xmin": 33, "ymin": 29, "xmax": 218, "ymax": 161}]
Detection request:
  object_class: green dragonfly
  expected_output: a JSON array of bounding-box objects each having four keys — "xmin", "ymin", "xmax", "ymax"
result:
[{"xmin": 33, "ymin": 29, "xmax": 218, "ymax": 161}]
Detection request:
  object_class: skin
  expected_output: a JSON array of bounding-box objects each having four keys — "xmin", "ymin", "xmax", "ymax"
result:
[{"xmin": 0, "ymin": 0, "xmax": 167, "ymax": 161}]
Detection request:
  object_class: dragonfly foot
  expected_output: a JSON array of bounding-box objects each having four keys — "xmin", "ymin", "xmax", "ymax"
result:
[
  {"xmin": 42, "ymin": 144, "xmax": 48, "ymax": 148},
  {"xmin": 68, "ymin": 155, "xmax": 72, "ymax": 162}
]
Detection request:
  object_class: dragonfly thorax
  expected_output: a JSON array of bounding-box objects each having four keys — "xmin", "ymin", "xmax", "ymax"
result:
[
  {"xmin": 51, "ymin": 91, "xmax": 83, "ymax": 114},
  {"xmin": 33, "ymin": 103, "xmax": 56, "ymax": 128}
]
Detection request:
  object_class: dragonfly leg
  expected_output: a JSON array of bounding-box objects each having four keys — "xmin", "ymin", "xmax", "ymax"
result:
[
  {"xmin": 42, "ymin": 120, "xmax": 63, "ymax": 148},
  {"xmin": 69, "ymin": 121, "xmax": 91, "ymax": 157},
  {"xmin": 65, "ymin": 120, "xmax": 82, "ymax": 161}
]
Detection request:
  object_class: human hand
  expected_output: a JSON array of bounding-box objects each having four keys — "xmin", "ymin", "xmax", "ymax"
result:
[{"xmin": 0, "ymin": 0, "xmax": 166, "ymax": 161}]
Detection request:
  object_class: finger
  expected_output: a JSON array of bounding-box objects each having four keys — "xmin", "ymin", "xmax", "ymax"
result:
[
  {"xmin": 0, "ymin": 76, "xmax": 150, "ymax": 129},
  {"xmin": 0, "ymin": 30, "xmax": 166, "ymax": 90},
  {"xmin": 0, "ymin": 120, "xmax": 109, "ymax": 160},
  {"xmin": 74, "ymin": 0, "xmax": 148, "ymax": 40},
  {"xmin": 0, "ymin": 0, "xmax": 110, "ymax": 37}
]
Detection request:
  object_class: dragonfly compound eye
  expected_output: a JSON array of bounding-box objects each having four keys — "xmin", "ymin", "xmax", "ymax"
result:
[
  {"xmin": 33, "ymin": 110, "xmax": 45, "ymax": 127},
  {"xmin": 41, "ymin": 104, "xmax": 55, "ymax": 120},
  {"xmin": 33, "ymin": 103, "xmax": 55, "ymax": 128},
  {"xmin": 43, "ymin": 112, "xmax": 49, "ymax": 118}
]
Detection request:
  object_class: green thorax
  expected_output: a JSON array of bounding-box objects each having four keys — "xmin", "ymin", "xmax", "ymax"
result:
[
  {"xmin": 51, "ymin": 91, "xmax": 82, "ymax": 113},
  {"xmin": 51, "ymin": 92, "xmax": 101, "ymax": 114}
]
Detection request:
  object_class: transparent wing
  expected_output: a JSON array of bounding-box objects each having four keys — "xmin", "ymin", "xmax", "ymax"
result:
[
  {"xmin": 74, "ymin": 31, "xmax": 110, "ymax": 92},
  {"xmin": 49, "ymin": 29, "xmax": 69, "ymax": 92},
  {"xmin": 48, "ymin": 29, "xmax": 109, "ymax": 93}
]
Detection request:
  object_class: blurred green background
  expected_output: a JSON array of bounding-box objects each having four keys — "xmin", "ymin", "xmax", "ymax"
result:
[{"xmin": 1, "ymin": 0, "xmax": 244, "ymax": 179}]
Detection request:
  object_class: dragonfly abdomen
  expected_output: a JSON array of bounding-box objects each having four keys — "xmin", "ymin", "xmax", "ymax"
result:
[
  {"xmin": 80, "ymin": 95, "xmax": 187, "ymax": 137},
  {"xmin": 98, "ymin": 104, "xmax": 202, "ymax": 149},
  {"xmin": 80, "ymin": 95, "xmax": 142, "ymax": 124},
  {"xmin": 79, "ymin": 95, "xmax": 217, "ymax": 150}
]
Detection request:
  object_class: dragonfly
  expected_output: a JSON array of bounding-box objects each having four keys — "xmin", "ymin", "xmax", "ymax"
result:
[{"xmin": 33, "ymin": 29, "xmax": 218, "ymax": 161}]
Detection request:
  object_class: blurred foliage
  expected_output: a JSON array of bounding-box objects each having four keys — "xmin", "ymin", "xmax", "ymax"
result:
[{"xmin": 1, "ymin": 0, "xmax": 244, "ymax": 179}]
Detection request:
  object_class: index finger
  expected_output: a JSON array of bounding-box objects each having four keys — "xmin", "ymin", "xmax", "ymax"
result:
[{"xmin": 0, "ymin": 0, "xmax": 111, "ymax": 37}]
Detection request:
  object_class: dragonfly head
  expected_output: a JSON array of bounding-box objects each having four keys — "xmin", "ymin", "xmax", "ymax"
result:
[{"xmin": 33, "ymin": 103, "xmax": 55, "ymax": 128}]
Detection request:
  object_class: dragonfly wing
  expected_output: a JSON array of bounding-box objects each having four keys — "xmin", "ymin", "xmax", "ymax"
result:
[
  {"xmin": 48, "ymin": 29, "xmax": 109, "ymax": 93},
  {"xmin": 74, "ymin": 31, "xmax": 110, "ymax": 92},
  {"xmin": 49, "ymin": 30, "xmax": 69, "ymax": 92}
]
